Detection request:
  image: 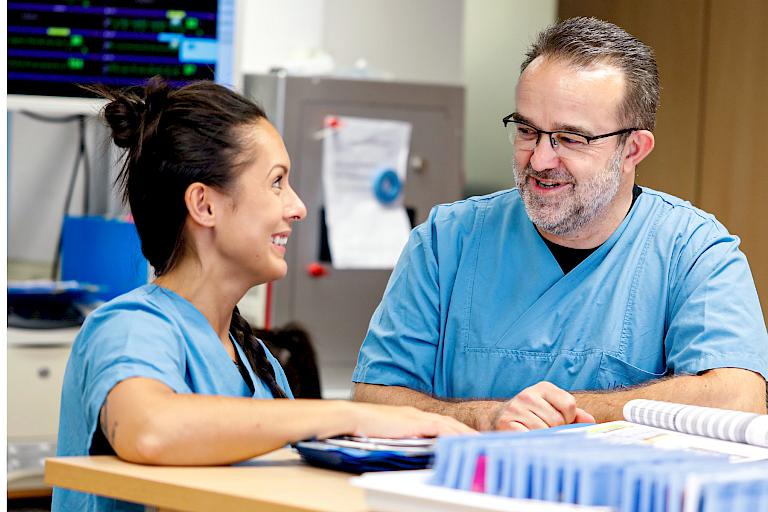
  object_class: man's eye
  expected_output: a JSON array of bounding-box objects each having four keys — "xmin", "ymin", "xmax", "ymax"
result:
[
  {"xmin": 557, "ymin": 134, "xmax": 587, "ymax": 146},
  {"xmin": 516, "ymin": 126, "xmax": 537, "ymax": 138}
]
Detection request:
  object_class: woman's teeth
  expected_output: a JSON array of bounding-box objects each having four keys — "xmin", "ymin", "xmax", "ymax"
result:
[{"xmin": 271, "ymin": 236, "xmax": 288, "ymax": 246}]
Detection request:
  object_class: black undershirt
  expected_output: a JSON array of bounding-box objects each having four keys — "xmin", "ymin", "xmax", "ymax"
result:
[
  {"xmin": 541, "ymin": 185, "xmax": 642, "ymax": 274},
  {"xmin": 89, "ymin": 418, "xmax": 115, "ymax": 455}
]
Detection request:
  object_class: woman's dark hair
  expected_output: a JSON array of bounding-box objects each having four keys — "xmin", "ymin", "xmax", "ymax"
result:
[
  {"xmin": 97, "ymin": 76, "xmax": 286, "ymax": 398},
  {"xmin": 255, "ymin": 323, "xmax": 321, "ymax": 399}
]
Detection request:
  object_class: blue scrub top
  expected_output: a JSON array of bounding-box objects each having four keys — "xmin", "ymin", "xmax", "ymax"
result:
[
  {"xmin": 353, "ymin": 187, "xmax": 768, "ymax": 399},
  {"xmin": 53, "ymin": 284, "xmax": 293, "ymax": 512}
]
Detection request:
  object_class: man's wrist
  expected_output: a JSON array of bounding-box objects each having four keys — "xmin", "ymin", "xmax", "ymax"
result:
[{"xmin": 443, "ymin": 400, "xmax": 501, "ymax": 431}]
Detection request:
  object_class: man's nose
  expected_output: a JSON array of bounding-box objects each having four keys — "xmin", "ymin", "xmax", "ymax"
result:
[{"xmin": 529, "ymin": 134, "xmax": 561, "ymax": 171}]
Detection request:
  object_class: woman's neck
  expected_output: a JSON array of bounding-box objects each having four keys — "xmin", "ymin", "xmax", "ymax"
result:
[{"xmin": 154, "ymin": 257, "xmax": 248, "ymax": 343}]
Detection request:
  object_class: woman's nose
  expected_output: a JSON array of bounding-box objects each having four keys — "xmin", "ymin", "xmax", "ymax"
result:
[{"xmin": 286, "ymin": 188, "xmax": 307, "ymax": 221}]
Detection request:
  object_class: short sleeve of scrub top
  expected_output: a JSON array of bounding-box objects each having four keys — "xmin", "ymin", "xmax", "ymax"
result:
[
  {"xmin": 661, "ymin": 213, "xmax": 768, "ymax": 377},
  {"xmin": 54, "ymin": 285, "xmax": 293, "ymax": 512},
  {"xmin": 79, "ymin": 304, "xmax": 190, "ymax": 441},
  {"xmin": 353, "ymin": 205, "xmax": 450, "ymax": 395},
  {"xmin": 65, "ymin": 285, "xmax": 292, "ymax": 452}
]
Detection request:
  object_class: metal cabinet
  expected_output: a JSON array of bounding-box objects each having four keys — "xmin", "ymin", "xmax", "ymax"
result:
[{"xmin": 245, "ymin": 74, "xmax": 464, "ymax": 395}]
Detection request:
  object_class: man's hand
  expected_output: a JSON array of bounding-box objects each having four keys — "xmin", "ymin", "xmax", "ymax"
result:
[
  {"xmin": 353, "ymin": 381, "xmax": 595, "ymax": 431},
  {"xmin": 492, "ymin": 381, "xmax": 595, "ymax": 431}
]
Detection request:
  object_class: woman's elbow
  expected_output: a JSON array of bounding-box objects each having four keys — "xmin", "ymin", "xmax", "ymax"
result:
[
  {"xmin": 111, "ymin": 430, "xmax": 165, "ymax": 464},
  {"xmin": 110, "ymin": 416, "xmax": 174, "ymax": 465}
]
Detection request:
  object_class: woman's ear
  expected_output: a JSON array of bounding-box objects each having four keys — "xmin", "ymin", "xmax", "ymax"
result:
[{"xmin": 184, "ymin": 182, "xmax": 217, "ymax": 228}]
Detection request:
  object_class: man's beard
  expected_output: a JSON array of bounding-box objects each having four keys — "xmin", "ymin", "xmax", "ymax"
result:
[{"xmin": 513, "ymin": 147, "xmax": 624, "ymax": 237}]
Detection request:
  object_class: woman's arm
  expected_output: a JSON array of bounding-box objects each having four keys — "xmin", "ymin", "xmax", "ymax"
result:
[{"xmin": 100, "ymin": 377, "xmax": 473, "ymax": 465}]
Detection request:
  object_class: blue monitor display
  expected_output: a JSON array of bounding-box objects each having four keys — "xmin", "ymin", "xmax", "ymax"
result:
[{"xmin": 7, "ymin": 0, "xmax": 238, "ymax": 100}]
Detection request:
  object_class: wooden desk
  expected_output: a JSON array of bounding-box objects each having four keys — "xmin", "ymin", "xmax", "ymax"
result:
[{"xmin": 45, "ymin": 449, "xmax": 369, "ymax": 512}]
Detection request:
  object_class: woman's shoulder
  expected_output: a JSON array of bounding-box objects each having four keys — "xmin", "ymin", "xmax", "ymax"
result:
[
  {"xmin": 73, "ymin": 284, "xmax": 185, "ymax": 354},
  {"xmin": 85, "ymin": 284, "xmax": 172, "ymax": 323}
]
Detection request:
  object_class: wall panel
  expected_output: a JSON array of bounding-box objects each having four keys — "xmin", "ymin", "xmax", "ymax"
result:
[{"xmin": 698, "ymin": 1, "xmax": 768, "ymax": 317}]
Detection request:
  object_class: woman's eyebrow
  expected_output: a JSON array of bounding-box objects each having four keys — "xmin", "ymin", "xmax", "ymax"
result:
[{"xmin": 268, "ymin": 165, "xmax": 289, "ymax": 177}]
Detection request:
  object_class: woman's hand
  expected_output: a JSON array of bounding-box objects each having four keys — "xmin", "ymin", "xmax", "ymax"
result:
[{"xmin": 347, "ymin": 402, "xmax": 476, "ymax": 438}]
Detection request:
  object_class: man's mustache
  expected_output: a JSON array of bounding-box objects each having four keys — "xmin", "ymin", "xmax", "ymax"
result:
[{"xmin": 519, "ymin": 165, "xmax": 574, "ymax": 184}]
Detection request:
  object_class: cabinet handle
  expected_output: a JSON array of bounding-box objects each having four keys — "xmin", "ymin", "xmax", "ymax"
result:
[{"xmin": 8, "ymin": 342, "xmax": 72, "ymax": 349}]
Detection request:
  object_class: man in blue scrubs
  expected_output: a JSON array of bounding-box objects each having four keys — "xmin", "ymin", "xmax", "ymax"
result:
[{"xmin": 352, "ymin": 17, "xmax": 768, "ymax": 430}]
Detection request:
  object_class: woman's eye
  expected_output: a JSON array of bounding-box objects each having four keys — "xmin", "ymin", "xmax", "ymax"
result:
[{"xmin": 272, "ymin": 175, "xmax": 284, "ymax": 189}]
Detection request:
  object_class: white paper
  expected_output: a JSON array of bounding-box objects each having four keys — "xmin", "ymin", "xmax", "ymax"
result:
[
  {"xmin": 322, "ymin": 116, "xmax": 412, "ymax": 269},
  {"xmin": 323, "ymin": 438, "xmax": 433, "ymax": 455},
  {"xmin": 576, "ymin": 421, "xmax": 768, "ymax": 462}
]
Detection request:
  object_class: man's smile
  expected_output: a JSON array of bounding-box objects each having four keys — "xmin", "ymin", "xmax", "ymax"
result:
[{"xmin": 529, "ymin": 176, "xmax": 573, "ymax": 193}]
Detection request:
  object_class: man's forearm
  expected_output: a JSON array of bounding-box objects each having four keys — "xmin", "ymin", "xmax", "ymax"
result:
[
  {"xmin": 575, "ymin": 368, "xmax": 767, "ymax": 423},
  {"xmin": 353, "ymin": 383, "xmax": 501, "ymax": 430}
]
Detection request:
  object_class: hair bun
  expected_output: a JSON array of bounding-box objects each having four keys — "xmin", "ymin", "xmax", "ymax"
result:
[
  {"xmin": 102, "ymin": 76, "xmax": 171, "ymax": 149},
  {"xmin": 103, "ymin": 89, "xmax": 146, "ymax": 148}
]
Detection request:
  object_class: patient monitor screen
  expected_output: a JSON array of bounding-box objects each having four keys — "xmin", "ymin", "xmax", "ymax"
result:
[{"xmin": 8, "ymin": 0, "xmax": 237, "ymax": 98}]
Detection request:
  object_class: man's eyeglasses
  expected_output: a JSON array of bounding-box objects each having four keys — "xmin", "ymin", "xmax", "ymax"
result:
[{"xmin": 502, "ymin": 114, "xmax": 637, "ymax": 155}]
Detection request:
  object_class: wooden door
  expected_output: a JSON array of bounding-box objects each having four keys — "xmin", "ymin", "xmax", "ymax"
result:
[{"xmin": 698, "ymin": 0, "xmax": 768, "ymax": 319}]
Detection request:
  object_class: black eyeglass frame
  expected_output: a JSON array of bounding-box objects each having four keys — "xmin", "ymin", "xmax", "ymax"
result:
[{"xmin": 502, "ymin": 114, "xmax": 639, "ymax": 148}]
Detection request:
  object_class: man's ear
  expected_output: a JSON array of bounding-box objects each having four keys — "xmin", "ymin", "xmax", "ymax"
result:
[
  {"xmin": 184, "ymin": 182, "xmax": 217, "ymax": 228},
  {"xmin": 622, "ymin": 129, "xmax": 655, "ymax": 172}
]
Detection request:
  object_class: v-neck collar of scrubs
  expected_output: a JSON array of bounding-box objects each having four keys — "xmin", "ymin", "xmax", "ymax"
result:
[
  {"xmin": 487, "ymin": 189, "xmax": 646, "ymax": 349},
  {"xmin": 539, "ymin": 184, "xmax": 644, "ymax": 274},
  {"xmin": 146, "ymin": 284, "xmax": 262, "ymax": 397}
]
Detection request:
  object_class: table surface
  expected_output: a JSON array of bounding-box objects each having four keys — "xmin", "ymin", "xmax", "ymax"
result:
[{"xmin": 45, "ymin": 449, "xmax": 369, "ymax": 512}]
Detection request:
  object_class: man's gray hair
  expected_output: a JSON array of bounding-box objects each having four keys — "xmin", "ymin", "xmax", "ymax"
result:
[{"xmin": 521, "ymin": 17, "xmax": 660, "ymax": 131}]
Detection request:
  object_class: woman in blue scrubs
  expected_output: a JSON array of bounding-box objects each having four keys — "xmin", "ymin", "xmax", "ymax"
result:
[{"xmin": 53, "ymin": 77, "xmax": 473, "ymax": 511}]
